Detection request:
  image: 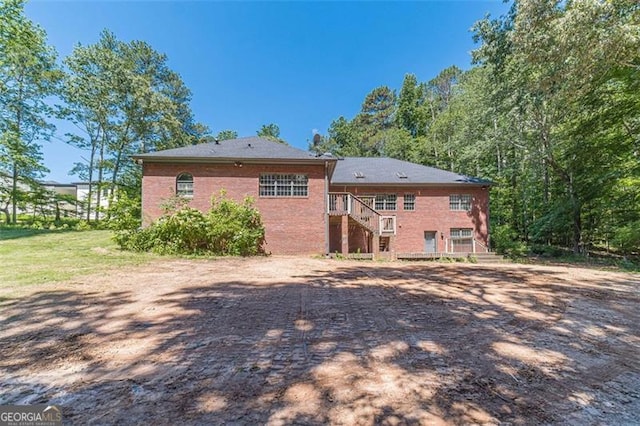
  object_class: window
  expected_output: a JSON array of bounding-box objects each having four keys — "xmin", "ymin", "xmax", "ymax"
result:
[
  {"xmin": 450, "ymin": 228, "xmax": 473, "ymax": 239},
  {"xmin": 403, "ymin": 194, "xmax": 416, "ymax": 211},
  {"xmin": 259, "ymin": 174, "xmax": 308, "ymax": 197},
  {"xmin": 374, "ymin": 194, "xmax": 397, "ymax": 211},
  {"xmin": 176, "ymin": 173, "xmax": 194, "ymax": 197},
  {"xmin": 450, "ymin": 228, "xmax": 473, "ymax": 252},
  {"xmin": 450, "ymin": 194, "xmax": 472, "ymax": 211}
]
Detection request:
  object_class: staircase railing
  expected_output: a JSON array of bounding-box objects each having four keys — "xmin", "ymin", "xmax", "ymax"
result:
[
  {"xmin": 472, "ymin": 238, "xmax": 489, "ymax": 253},
  {"xmin": 445, "ymin": 237, "xmax": 490, "ymax": 253},
  {"xmin": 380, "ymin": 216, "xmax": 396, "ymax": 234},
  {"xmin": 328, "ymin": 192, "xmax": 396, "ymax": 235}
]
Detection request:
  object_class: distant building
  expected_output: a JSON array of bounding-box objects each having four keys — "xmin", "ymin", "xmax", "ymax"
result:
[
  {"xmin": 73, "ymin": 182, "xmax": 113, "ymax": 220},
  {"xmin": 0, "ymin": 175, "xmax": 113, "ymax": 222}
]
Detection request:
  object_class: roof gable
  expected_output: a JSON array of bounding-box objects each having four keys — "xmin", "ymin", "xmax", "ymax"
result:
[{"xmin": 331, "ymin": 157, "xmax": 491, "ymax": 186}]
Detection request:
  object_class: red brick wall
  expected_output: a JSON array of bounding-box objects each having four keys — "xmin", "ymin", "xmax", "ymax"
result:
[
  {"xmin": 142, "ymin": 162, "xmax": 328, "ymax": 255},
  {"xmin": 330, "ymin": 185, "xmax": 490, "ymax": 253}
]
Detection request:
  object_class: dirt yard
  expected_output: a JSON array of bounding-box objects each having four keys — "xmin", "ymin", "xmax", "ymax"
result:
[{"xmin": 1, "ymin": 257, "xmax": 639, "ymax": 425}]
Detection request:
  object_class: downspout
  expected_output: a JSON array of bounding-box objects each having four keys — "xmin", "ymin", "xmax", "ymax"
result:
[
  {"xmin": 486, "ymin": 186, "xmax": 491, "ymax": 251},
  {"xmin": 324, "ymin": 161, "xmax": 330, "ymax": 256}
]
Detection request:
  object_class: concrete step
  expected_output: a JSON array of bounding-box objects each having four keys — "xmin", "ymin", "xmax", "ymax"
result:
[{"xmin": 472, "ymin": 253, "xmax": 506, "ymax": 263}]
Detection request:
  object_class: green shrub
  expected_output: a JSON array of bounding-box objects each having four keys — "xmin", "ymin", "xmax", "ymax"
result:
[
  {"xmin": 611, "ymin": 221, "xmax": 640, "ymax": 254},
  {"xmin": 529, "ymin": 244, "xmax": 564, "ymax": 257},
  {"xmin": 107, "ymin": 192, "xmax": 142, "ymax": 232},
  {"xmin": 115, "ymin": 192, "xmax": 265, "ymax": 256},
  {"xmin": 74, "ymin": 220, "xmax": 92, "ymax": 231},
  {"xmin": 492, "ymin": 224, "xmax": 527, "ymax": 258}
]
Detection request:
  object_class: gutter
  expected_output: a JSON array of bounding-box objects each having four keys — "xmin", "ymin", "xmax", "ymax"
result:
[{"xmin": 131, "ymin": 156, "xmax": 337, "ymax": 166}]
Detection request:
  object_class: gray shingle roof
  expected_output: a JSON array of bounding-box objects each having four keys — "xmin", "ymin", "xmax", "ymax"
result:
[
  {"xmin": 331, "ymin": 157, "xmax": 491, "ymax": 186},
  {"xmin": 133, "ymin": 137, "xmax": 330, "ymax": 163}
]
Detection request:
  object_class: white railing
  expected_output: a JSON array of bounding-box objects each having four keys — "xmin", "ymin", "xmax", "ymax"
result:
[
  {"xmin": 327, "ymin": 192, "xmax": 350, "ymax": 215},
  {"xmin": 328, "ymin": 192, "xmax": 396, "ymax": 236},
  {"xmin": 472, "ymin": 238, "xmax": 490, "ymax": 253},
  {"xmin": 446, "ymin": 238, "xmax": 489, "ymax": 253},
  {"xmin": 380, "ymin": 216, "xmax": 396, "ymax": 234}
]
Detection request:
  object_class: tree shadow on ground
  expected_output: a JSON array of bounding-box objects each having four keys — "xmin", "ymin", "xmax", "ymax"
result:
[
  {"xmin": 0, "ymin": 228, "xmax": 77, "ymax": 241},
  {"xmin": 1, "ymin": 262, "xmax": 638, "ymax": 424}
]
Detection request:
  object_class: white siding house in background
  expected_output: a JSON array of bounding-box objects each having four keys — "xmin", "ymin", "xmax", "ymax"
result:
[
  {"xmin": 74, "ymin": 182, "xmax": 112, "ymax": 219},
  {"xmin": 40, "ymin": 181, "xmax": 77, "ymax": 218},
  {"xmin": 0, "ymin": 176, "xmax": 113, "ymax": 222}
]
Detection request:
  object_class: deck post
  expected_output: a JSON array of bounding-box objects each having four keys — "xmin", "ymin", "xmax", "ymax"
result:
[
  {"xmin": 324, "ymin": 161, "xmax": 330, "ymax": 255},
  {"xmin": 390, "ymin": 235, "xmax": 397, "ymax": 260},
  {"xmin": 372, "ymin": 233, "xmax": 380, "ymax": 260},
  {"xmin": 341, "ymin": 215, "xmax": 349, "ymax": 255}
]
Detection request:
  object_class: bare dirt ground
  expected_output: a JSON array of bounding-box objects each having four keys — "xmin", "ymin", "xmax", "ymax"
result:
[{"xmin": 1, "ymin": 257, "xmax": 639, "ymax": 425}]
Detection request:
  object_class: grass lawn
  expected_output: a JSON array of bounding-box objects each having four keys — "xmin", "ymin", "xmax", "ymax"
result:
[{"xmin": 0, "ymin": 228, "xmax": 157, "ymax": 288}]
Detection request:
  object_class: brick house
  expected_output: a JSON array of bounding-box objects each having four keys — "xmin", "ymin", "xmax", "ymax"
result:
[{"xmin": 134, "ymin": 137, "xmax": 492, "ymax": 258}]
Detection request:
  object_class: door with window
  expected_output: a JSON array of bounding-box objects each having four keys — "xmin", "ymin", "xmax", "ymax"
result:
[{"xmin": 424, "ymin": 231, "xmax": 437, "ymax": 253}]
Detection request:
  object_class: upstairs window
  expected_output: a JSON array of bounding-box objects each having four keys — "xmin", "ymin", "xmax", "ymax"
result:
[
  {"xmin": 450, "ymin": 194, "xmax": 471, "ymax": 211},
  {"xmin": 375, "ymin": 194, "xmax": 397, "ymax": 211},
  {"xmin": 403, "ymin": 194, "xmax": 416, "ymax": 211},
  {"xmin": 259, "ymin": 174, "xmax": 308, "ymax": 197},
  {"xmin": 176, "ymin": 173, "xmax": 194, "ymax": 197}
]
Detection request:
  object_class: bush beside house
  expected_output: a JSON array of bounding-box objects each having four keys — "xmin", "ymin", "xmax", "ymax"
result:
[{"xmin": 114, "ymin": 192, "xmax": 265, "ymax": 256}]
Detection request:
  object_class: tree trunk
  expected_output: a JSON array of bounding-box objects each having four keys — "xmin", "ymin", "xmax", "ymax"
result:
[
  {"xmin": 85, "ymin": 136, "xmax": 97, "ymax": 222},
  {"xmin": 11, "ymin": 163, "xmax": 18, "ymax": 224},
  {"xmin": 95, "ymin": 132, "xmax": 106, "ymax": 222},
  {"xmin": 1, "ymin": 204, "xmax": 9, "ymax": 224},
  {"xmin": 570, "ymin": 185, "xmax": 582, "ymax": 254}
]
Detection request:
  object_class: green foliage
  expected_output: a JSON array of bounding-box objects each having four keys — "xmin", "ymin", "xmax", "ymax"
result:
[
  {"xmin": 321, "ymin": 0, "xmax": 639, "ymax": 257},
  {"xmin": 115, "ymin": 192, "xmax": 265, "ymax": 256},
  {"xmin": 216, "ymin": 130, "xmax": 238, "ymax": 141},
  {"xmin": 0, "ymin": 0, "xmax": 60, "ymax": 223},
  {"xmin": 491, "ymin": 224, "xmax": 527, "ymax": 258},
  {"xmin": 611, "ymin": 221, "xmax": 640, "ymax": 254},
  {"xmin": 257, "ymin": 123, "xmax": 286, "ymax": 144},
  {"xmin": 106, "ymin": 191, "xmax": 141, "ymax": 232},
  {"xmin": 60, "ymin": 29, "xmax": 209, "ymax": 221},
  {"xmin": 206, "ymin": 193, "xmax": 265, "ymax": 256},
  {"xmin": 529, "ymin": 244, "xmax": 565, "ymax": 258}
]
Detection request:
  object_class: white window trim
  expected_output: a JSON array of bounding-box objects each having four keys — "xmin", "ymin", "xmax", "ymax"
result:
[
  {"xmin": 450, "ymin": 194, "xmax": 472, "ymax": 211},
  {"xmin": 403, "ymin": 194, "xmax": 416, "ymax": 211},
  {"xmin": 373, "ymin": 194, "xmax": 397, "ymax": 211},
  {"xmin": 176, "ymin": 173, "xmax": 194, "ymax": 197},
  {"xmin": 259, "ymin": 174, "xmax": 309, "ymax": 198}
]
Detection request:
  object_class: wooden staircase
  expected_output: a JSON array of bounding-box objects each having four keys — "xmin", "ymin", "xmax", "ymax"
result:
[{"xmin": 327, "ymin": 192, "xmax": 396, "ymax": 236}]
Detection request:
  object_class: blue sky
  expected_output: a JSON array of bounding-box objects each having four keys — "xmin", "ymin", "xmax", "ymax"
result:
[{"xmin": 25, "ymin": 0, "xmax": 509, "ymax": 182}]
